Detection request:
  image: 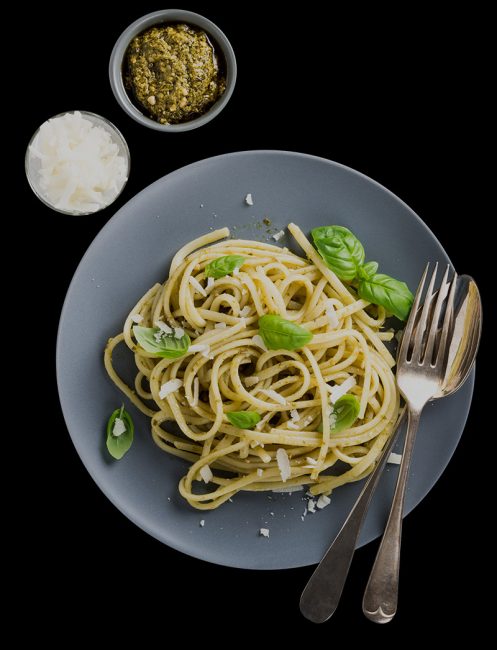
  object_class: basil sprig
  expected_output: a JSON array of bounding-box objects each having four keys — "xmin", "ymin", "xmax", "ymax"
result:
[
  {"xmin": 226, "ymin": 411, "xmax": 261, "ymax": 429},
  {"xmin": 106, "ymin": 405, "xmax": 134, "ymax": 460},
  {"xmin": 357, "ymin": 261, "xmax": 379, "ymax": 279},
  {"xmin": 311, "ymin": 226, "xmax": 365, "ymax": 281},
  {"xmin": 258, "ymin": 314, "xmax": 313, "ymax": 350},
  {"xmin": 319, "ymin": 394, "xmax": 360, "ymax": 433},
  {"xmin": 311, "ymin": 225, "xmax": 414, "ymax": 320},
  {"xmin": 205, "ymin": 255, "xmax": 246, "ymax": 279},
  {"xmin": 133, "ymin": 326, "xmax": 190, "ymax": 358}
]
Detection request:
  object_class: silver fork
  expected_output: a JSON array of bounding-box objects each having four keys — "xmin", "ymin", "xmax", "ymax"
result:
[{"xmin": 362, "ymin": 262, "xmax": 457, "ymax": 623}]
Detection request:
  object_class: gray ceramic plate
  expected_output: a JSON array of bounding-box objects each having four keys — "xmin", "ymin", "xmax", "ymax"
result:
[{"xmin": 57, "ymin": 151, "xmax": 474, "ymax": 569}]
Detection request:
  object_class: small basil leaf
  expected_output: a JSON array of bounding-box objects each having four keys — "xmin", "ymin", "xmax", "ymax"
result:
[
  {"xmin": 331, "ymin": 394, "xmax": 360, "ymax": 433},
  {"xmin": 258, "ymin": 314, "xmax": 313, "ymax": 351},
  {"xmin": 358, "ymin": 273, "xmax": 414, "ymax": 321},
  {"xmin": 205, "ymin": 255, "xmax": 246, "ymax": 279},
  {"xmin": 133, "ymin": 326, "xmax": 190, "ymax": 358},
  {"xmin": 318, "ymin": 394, "xmax": 360, "ymax": 433},
  {"xmin": 357, "ymin": 261, "xmax": 379, "ymax": 280},
  {"xmin": 311, "ymin": 226, "xmax": 365, "ymax": 281},
  {"xmin": 226, "ymin": 411, "xmax": 261, "ymax": 429},
  {"xmin": 106, "ymin": 406, "xmax": 134, "ymax": 460}
]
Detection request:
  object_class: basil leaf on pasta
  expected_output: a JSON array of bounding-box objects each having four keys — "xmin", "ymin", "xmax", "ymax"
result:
[
  {"xmin": 358, "ymin": 273, "xmax": 414, "ymax": 321},
  {"xmin": 258, "ymin": 315, "xmax": 313, "ymax": 350},
  {"xmin": 226, "ymin": 411, "xmax": 261, "ymax": 429},
  {"xmin": 319, "ymin": 394, "xmax": 360, "ymax": 433},
  {"xmin": 205, "ymin": 255, "xmax": 246, "ymax": 279},
  {"xmin": 106, "ymin": 405, "xmax": 134, "ymax": 460},
  {"xmin": 311, "ymin": 226, "xmax": 365, "ymax": 280},
  {"xmin": 133, "ymin": 326, "xmax": 190, "ymax": 358},
  {"xmin": 331, "ymin": 394, "xmax": 360, "ymax": 433}
]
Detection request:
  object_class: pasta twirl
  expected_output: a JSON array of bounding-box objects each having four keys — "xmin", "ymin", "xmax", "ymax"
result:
[{"xmin": 104, "ymin": 224, "xmax": 400, "ymax": 510}]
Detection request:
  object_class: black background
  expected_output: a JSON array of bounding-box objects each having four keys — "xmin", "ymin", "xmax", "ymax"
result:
[{"xmin": 18, "ymin": 4, "xmax": 491, "ymax": 640}]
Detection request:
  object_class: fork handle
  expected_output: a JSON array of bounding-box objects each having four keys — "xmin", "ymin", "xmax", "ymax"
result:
[
  {"xmin": 299, "ymin": 408, "xmax": 406, "ymax": 623},
  {"xmin": 362, "ymin": 408, "xmax": 422, "ymax": 623}
]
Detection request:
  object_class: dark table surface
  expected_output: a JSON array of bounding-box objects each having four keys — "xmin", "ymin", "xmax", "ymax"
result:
[{"xmin": 18, "ymin": 4, "xmax": 490, "ymax": 639}]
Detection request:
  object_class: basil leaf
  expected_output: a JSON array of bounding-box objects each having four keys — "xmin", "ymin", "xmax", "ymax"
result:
[
  {"xmin": 205, "ymin": 255, "xmax": 246, "ymax": 279},
  {"xmin": 106, "ymin": 406, "xmax": 134, "ymax": 460},
  {"xmin": 332, "ymin": 394, "xmax": 360, "ymax": 433},
  {"xmin": 358, "ymin": 273, "xmax": 414, "ymax": 321},
  {"xmin": 258, "ymin": 314, "xmax": 313, "ymax": 351},
  {"xmin": 133, "ymin": 326, "xmax": 190, "ymax": 358},
  {"xmin": 319, "ymin": 394, "xmax": 360, "ymax": 433},
  {"xmin": 357, "ymin": 261, "xmax": 379, "ymax": 280},
  {"xmin": 226, "ymin": 411, "xmax": 261, "ymax": 429},
  {"xmin": 311, "ymin": 226, "xmax": 365, "ymax": 281}
]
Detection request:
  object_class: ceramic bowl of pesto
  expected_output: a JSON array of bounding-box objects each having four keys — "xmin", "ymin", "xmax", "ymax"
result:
[{"xmin": 109, "ymin": 9, "xmax": 237, "ymax": 132}]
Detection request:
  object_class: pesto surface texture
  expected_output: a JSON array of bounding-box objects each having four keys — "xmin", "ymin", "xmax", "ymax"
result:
[{"xmin": 125, "ymin": 23, "xmax": 226, "ymax": 125}]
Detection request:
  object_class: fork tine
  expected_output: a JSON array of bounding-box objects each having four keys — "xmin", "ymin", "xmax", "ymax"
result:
[
  {"xmin": 398, "ymin": 262, "xmax": 430, "ymax": 365},
  {"xmin": 411, "ymin": 262, "xmax": 439, "ymax": 364},
  {"xmin": 423, "ymin": 265, "xmax": 450, "ymax": 365},
  {"xmin": 434, "ymin": 270, "xmax": 458, "ymax": 369}
]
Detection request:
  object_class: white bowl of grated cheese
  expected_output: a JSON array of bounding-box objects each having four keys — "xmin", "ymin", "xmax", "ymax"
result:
[{"xmin": 25, "ymin": 111, "xmax": 130, "ymax": 215}]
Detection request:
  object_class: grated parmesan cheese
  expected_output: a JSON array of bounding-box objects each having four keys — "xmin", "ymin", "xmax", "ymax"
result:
[
  {"xmin": 130, "ymin": 313, "xmax": 143, "ymax": 324},
  {"xmin": 324, "ymin": 299, "xmax": 339, "ymax": 329},
  {"xmin": 388, "ymin": 452, "xmax": 402, "ymax": 465},
  {"xmin": 199, "ymin": 465, "xmax": 213, "ymax": 483},
  {"xmin": 256, "ymin": 468, "xmax": 263, "ymax": 477},
  {"xmin": 259, "ymin": 528, "xmax": 270, "ymax": 537},
  {"xmin": 316, "ymin": 494, "xmax": 331, "ymax": 509},
  {"xmin": 174, "ymin": 327, "xmax": 185, "ymax": 338},
  {"xmin": 245, "ymin": 376, "xmax": 260, "ymax": 387},
  {"xmin": 290, "ymin": 409, "xmax": 299, "ymax": 420},
  {"xmin": 259, "ymin": 388, "xmax": 287, "ymax": 405},
  {"xmin": 272, "ymin": 230, "xmax": 285, "ymax": 241},
  {"xmin": 287, "ymin": 421, "xmax": 300, "ymax": 429},
  {"xmin": 305, "ymin": 457, "xmax": 318, "ymax": 466},
  {"xmin": 155, "ymin": 320, "xmax": 172, "ymax": 334},
  {"xmin": 28, "ymin": 111, "xmax": 128, "ymax": 214},
  {"xmin": 251, "ymin": 335, "xmax": 268, "ymax": 351},
  {"xmin": 206, "ymin": 277, "xmax": 215, "ymax": 289},
  {"xmin": 189, "ymin": 276, "xmax": 207, "ymax": 297},
  {"xmin": 112, "ymin": 417, "xmax": 126, "ymax": 437},
  {"xmin": 239, "ymin": 306, "xmax": 251, "ymax": 317},
  {"xmin": 329, "ymin": 377, "xmax": 356, "ymax": 403},
  {"xmin": 276, "ymin": 448, "xmax": 291, "ymax": 481},
  {"xmin": 159, "ymin": 378, "xmax": 183, "ymax": 399},
  {"xmin": 307, "ymin": 499, "xmax": 316, "ymax": 513},
  {"xmin": 199, "ymin": 520, "xmax": 205, "ymax": 527},
  {"xmin": 245, "ymin": 193, "xmax": 254, "ymax": 206},
  {"xmin": 214, "ymin": 322, "xmax": 227, "ymax": 329},
  {"xmin": 189, "ymin": 344, "xmax": 209, "ymax": 354}
]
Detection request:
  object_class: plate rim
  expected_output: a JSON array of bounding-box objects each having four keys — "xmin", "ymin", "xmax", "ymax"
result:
[{"xmin": 56, "ymin": 149, "xmax": 474, "ymax": 569}]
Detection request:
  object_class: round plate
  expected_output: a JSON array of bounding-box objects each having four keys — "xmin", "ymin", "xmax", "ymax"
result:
[{"xmin": 57, "ymin": 151, "xmax": 474, "ymax": 569}]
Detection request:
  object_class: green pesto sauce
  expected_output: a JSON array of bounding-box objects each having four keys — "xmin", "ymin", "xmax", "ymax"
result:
[{"xmin": 125, "ymin": 23, "xmax": 226, "ymax": 125}]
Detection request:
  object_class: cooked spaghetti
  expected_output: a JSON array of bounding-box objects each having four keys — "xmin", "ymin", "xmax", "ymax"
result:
[{"xmin": 104, "ymin": 223, "xmax": 400, "ymax": 509}]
